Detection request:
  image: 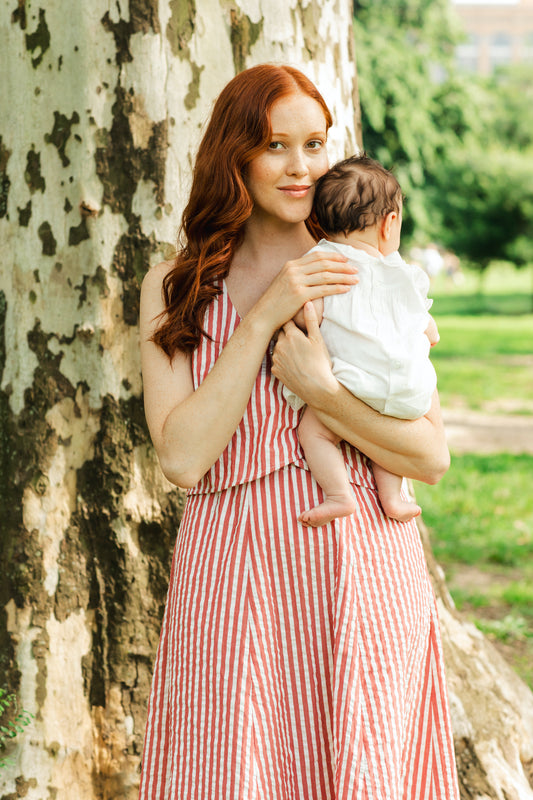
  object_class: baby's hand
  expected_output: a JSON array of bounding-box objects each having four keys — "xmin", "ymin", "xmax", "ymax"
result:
[
  {"xmin": 293, "ymin": 297, "xmax": 324, "ymax": 331},
  {"xmin": 425, "ymin": 315, "xmax": 440, "ymax": 347}
]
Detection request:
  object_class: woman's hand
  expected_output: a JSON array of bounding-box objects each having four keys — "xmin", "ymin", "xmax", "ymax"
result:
[
  {"xmin": 272, "ymin": 302, "xmax": 336, "ymax": 405},
  {"xmin": 255, "ymin": 249, "xmax": 358, "ymax": 333}
]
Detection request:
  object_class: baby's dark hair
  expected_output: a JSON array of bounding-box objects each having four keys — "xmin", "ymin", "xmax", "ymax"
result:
[{"xmin": 313, "ymin": 153, "xmax": 403, "ymax": 236}]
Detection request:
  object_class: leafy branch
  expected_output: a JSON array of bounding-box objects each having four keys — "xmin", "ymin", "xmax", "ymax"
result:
[{"xmin": 0, "ymin": 687, "xmax": 34, "ymax": 770}]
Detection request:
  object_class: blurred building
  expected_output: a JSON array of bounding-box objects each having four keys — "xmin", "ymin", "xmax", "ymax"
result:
[{"xmin": 454, "ymin": 0, "xmax": 533, "ymax": 74}]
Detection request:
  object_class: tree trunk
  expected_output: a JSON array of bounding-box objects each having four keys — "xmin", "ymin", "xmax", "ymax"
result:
[{"xmin": 0, "ymin": 1, "xmax": 359, "ymax": 797}]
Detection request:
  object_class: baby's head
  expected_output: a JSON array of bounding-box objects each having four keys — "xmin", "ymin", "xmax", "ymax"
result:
[{"xmin": 313, "ymin": 154, "xmax": 403, "ymax": 250}]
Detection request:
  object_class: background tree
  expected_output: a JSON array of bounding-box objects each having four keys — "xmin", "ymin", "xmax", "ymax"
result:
[{"xmin": 353, "ymin": 0, "xmax": 533, "ymax": 277}]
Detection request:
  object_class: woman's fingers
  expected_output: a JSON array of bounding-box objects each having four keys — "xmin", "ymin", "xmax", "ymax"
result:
[
  {"xmin": 306, "ymin": 271, "xmax": 358, "ymax": 287},
  {"xmin": 280, "ymin": 319, "xmax": 297, "ymax": 335},
  {"xmin": 304, "ymin": 258, "xmax": 358, "ymax": 283},
  {"xmin": 262, "ymin": 251, "xmax": 358, "ymax": 331},
  {"xmin": 303, "ymin": 301, "xmax": 321, "ymax": 339},
  {"xmin": 286, "ymin": 251, "xmax": 356, "ymax": 275},
  {"xmin": 291, "ymin": 254, "xmax": 358, "ymax": 288}
]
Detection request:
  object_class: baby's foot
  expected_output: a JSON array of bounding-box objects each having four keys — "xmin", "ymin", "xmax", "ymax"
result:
[
  {"xmin": 379, "ymin": 496, "xmax": 421, "ymax": 523},
  {"xmin": 299, "ymin": 493, "xmax": 356, "ymax": 528}
]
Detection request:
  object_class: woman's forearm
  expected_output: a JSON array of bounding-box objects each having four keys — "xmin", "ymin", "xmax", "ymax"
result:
[
  {"xmin": 156, "ymin": 312, "xmax": 273, "ymax": 487},
  {"xmin": 310, "ymin": 383, "xmax": 450, "ymax": 483}
]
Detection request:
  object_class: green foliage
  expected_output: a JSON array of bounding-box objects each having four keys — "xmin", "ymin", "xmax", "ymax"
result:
[
  {"xmin": 0, "ymin": 687, "xmax": 34, "ymax": 769},
  {"xmin": 427, "ymin": 147, "xmax": 533, "ymax": 267},
  {"xmin": 353, "ymin": 1, "xmax": 533, "ymax": 270},
  {"xmin": 353, "ymin": 0, "xmax": 473, "ymax": 240},
  {"xmin": 478, "ymin": 65, "xmax": 533, "ymax": 152},
  {"xmin": 476, "ymin": 615, "xmax": 530, "ymax": 643}
]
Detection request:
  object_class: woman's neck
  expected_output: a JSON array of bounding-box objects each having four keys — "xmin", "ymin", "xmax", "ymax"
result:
[
  {"xmin": 233, "ymin": 218, "xmax": 315, "ymax": 278},
  {"xmin": 226, "ymin": 218, "xmax": 316, "ymax": 318}
]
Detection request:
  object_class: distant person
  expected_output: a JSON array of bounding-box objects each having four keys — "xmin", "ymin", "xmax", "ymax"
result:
[
  {"xmin": 423, "ymin": 242, "xmax": 444, "ymax": 279},
  {"xmin": 443, "ymin": 250, "xmax": 464, "ymax": 285},
  {"xmin": 283, "ymin": 154, "xmax": 439, "ymax": 525}
]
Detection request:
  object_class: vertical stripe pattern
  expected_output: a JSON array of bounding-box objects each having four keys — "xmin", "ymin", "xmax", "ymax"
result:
[{"xmin": 139, "ymin": 286, "xmax": 459, "ymax": 800}]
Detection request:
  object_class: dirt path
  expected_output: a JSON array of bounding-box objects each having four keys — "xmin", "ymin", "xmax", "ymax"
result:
[{"xmin": 442, "ymin": 408, "xmax": 533, "ymax": 455}]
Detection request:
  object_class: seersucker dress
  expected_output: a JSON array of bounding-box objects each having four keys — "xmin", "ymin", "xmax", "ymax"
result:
[{"xmin": 138, "ymin": 282, "xmax": 460, "ymax": 800}]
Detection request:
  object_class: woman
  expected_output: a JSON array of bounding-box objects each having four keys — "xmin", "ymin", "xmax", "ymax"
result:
[{"xmin": 139, "ymin": 64, "xmax": 459, "ymax": 800}]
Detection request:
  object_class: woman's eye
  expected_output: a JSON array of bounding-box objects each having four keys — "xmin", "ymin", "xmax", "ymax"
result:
[
  {"xmin": 268, "ymin": 141, "xmax": 284, "ymax": 150},
  {"xmin": 307, "ymin": 140, "xmax": 324, "ymax": 150}
]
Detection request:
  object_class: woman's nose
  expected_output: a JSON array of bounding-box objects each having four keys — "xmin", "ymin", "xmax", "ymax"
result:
[{"xmin": 287, "ymin": 148, "xmax": 308, "ymax": 176}]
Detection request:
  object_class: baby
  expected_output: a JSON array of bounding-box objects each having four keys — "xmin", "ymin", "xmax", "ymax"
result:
[{"xmin": 283, "ymin": 154, "xmax": 439, "ymax": 527}]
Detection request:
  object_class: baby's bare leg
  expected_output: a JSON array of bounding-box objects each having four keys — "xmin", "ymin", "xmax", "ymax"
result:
[
  {"xmin": 298, "ymin": 408, "xmax": 356, "ymax": 527},
  {"xmin": 371, "ymin": 462, "xmax": 421, "ymax": 522}
]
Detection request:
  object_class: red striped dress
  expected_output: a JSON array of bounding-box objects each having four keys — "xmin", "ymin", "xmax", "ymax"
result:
[{"xmin": 139, "ymin": 282, "xmax": 460, "ymax": 800}]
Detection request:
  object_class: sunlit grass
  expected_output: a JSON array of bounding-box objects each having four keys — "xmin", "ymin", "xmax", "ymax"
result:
[
  {"xmin": 433, "ymin": 356, "xmax": 533, "ymax": 413},
  {"xmin": 433, "ymin": 315, "xmax": 533, "ymax": 357},
  {"xmin": 416, "ymin": 453, "xmax": 533, "ymax": 567},
  {"xmin": 428, "ymin": 265, "xmax": 533, "ymax": 413}
]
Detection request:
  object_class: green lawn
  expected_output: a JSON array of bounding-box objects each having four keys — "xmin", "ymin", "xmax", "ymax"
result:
[
  {"xmin": 416, "ymin": 262, "xmax": 533, "ymax": 687},
  {"xmin": 429, "ymin": 265, "xmax": 533, "ymax": 413},
  {"xmin": 416, "ymin": 453, "xmax": 533, "ymax": 687}
]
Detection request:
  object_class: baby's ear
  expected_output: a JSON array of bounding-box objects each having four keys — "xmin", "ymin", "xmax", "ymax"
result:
[{"xmin": 381, "ymin": 211, "xmax": 397, "ymax": 240}]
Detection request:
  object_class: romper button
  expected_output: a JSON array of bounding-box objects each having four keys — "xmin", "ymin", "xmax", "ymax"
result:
[{"xmin": 393, "ymin": 359, "xmax": 402, "ymax": 369}]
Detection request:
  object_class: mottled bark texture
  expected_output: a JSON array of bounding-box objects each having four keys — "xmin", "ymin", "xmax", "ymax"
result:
[{"xmin": 0, "ymin": 1, "xmax": 359, "ymax": 796}]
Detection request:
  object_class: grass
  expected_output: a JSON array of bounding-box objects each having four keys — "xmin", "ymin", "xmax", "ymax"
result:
[
  {"xmin": 415, "ymin": 262, "xmax": 533, "ymax": 687},
  {"xmin": 417, "ymin": 454, "xmax": 533, "ymax": 568},
  {"xmin": 416, "ymin": 453, "xmax": 533, "ymax": 687},
  {"xmin": 429, "ymin": 265, "xmax": 533, "ymax": 413}
]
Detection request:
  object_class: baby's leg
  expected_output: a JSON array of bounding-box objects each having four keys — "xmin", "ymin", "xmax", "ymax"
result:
[
  {"xmin": 298, "ymin": 408, "xmax": 356, "ymax": 527},
  {"xmin": 371, "ymin": 462, "xmax": 421, "ymax": 522}
]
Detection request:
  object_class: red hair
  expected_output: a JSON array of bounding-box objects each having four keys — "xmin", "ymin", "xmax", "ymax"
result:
[{"xmin": 152, "ymin": 64, "xmax": 333, "ymax": 357}]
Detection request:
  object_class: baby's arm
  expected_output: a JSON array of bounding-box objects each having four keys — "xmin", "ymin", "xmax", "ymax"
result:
[
  {"xmin": 425, "ymin": 314, "xmax": 440, "ymax": 347},
  {"xmin": 293, "ymin": 297, "xmax": 324, "ymax": 331}
]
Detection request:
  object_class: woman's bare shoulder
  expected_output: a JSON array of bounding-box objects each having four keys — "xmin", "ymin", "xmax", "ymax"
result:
[
  {"xmin": 142, "ymin": 260, "xmax": 175, "ymax": 291},
  {"xmin": 140, "ymin": 261, "xmax": 175, "ymax": 337}
]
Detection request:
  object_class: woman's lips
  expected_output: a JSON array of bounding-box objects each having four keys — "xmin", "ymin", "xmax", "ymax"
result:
[{"xmin": 278, "ymin": 185, "xmax": 311, "ymax": 198}]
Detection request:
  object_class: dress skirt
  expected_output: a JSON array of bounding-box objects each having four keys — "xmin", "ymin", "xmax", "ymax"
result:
[{"xmin": 139, "ymin": 466, "xmax": 459, "ymax": 799}]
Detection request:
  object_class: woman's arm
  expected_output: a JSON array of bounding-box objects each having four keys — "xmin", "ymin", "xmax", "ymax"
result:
[
  {"xmin": 271, "ymin": 303, "xmax": 450, "ymax": 484},
  {"xmin": 141, "ymin": 255, "xmax": 358, "ymax": 488}
]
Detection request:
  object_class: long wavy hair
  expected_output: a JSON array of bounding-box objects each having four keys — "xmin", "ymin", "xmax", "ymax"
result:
[{"xmin": 152, "ymin": 64, "xmax": 333, "ymax": 357}]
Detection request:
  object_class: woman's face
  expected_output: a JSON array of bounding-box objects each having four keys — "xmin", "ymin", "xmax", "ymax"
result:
[{"xmin": 246, "ymin": 92, "xmax": 330, "ymax": 227}]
